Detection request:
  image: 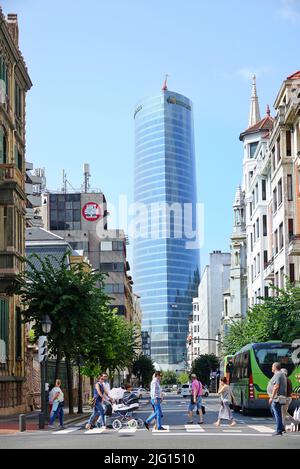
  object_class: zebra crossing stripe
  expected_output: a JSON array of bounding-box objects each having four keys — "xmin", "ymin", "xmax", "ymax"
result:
[
  {"xmin": 118, "ymin": 428, "xmax": 137, "ymax": 433},
  {"xmin": 52, "ymin": 427, "xmax": 79, "ymax": 434},
  {"xmin": 152, "ymin": 425, "xmax": 170, "ymax": 433},
  {"xmin": 84, "ymin": 428, "xmax": 105, "ymax": 434},
  {"xmin": 185, "ymin": 425, "xmax": 205, "ymax": 432},
  {"xmin": 247, "ymin": 425, "xmax": 274, "ymax": 433}
]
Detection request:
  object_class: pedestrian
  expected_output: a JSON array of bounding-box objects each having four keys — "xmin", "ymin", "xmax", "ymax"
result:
[
  {"xmin": 214, "ymin": 377, "xmax": 236, "ymax": 427},
  {"xmin": 267, "ymin": 362, "xmax": 287, "ymax": 436},
  {"xmin": 96, "ymin": 373, "xmax": 113, "ymax": 428},
  {"xmin": 144, "ymin": 371, "xmax": 166, "ymax": 431},
  {"xmin": 85, "ymin": 374, "xmax": 106, "ymax": 430},
  {"xmin": 281, "ymin": 368, "xmax": 292, "ymax": 429},
  {"xmin": 48, "ymin": 379, "xmax": 65, "ymax": 429},
  {"xmin": 187, "ymin": 374, "xmax": 204, "ymax": 425}
]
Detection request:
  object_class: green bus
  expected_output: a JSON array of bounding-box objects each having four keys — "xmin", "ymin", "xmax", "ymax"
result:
[{"xmin": 230, "ymin": 341, "xmax": 300, "ymax": 415}]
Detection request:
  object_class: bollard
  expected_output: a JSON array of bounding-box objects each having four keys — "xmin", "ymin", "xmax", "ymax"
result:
[
  {"xmin": 39, "ymin": 412, "xmax": 45, "ymax": 429},
  {"xmin": 19, "ymin": 414, "xmax": 26, "ymax": 432}
]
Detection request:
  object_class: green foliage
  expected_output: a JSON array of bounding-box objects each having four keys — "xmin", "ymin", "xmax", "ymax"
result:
[
  {"xmin": 222, "ymin": 283, "xmax": 300, "ymax": 355},
  {"xmin": 27, "ymin": 328, "xmax": 36, "ymax": 345},
  {"xmin": 132, "ymin": 355, "xmax": 155, "ymax": 387},
  {"xmin": 161, "ymin": 370, "xmax": 177, "ymax": 385},
  {"xmin": 177, "ymin": 372, "xmax": 190, "ymax": 385},
  {"xmin": 191, "ymin": 354, "xmax": 219, "ymax": 385}
]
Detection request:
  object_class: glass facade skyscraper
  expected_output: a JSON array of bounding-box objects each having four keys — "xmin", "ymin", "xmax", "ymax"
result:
[{"xmin": 133, "ymin": 88, "xmax": 200, "ymax": 368}]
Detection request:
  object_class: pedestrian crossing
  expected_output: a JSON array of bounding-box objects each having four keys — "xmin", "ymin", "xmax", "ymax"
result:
[{"xmin": 48, "ymin": 423, "xmax": 278, "ymax": 436}]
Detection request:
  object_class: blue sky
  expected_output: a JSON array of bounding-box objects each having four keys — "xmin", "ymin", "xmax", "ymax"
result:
[{"xmin": 2, "ymin": 0, "xmax": 300, "ymax": 271}]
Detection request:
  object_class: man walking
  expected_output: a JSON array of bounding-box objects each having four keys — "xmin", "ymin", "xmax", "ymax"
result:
[
  {"xmin": 267, "ymin": 362, "xmax": 287, "ymax": 436},
  {"xmin": 144, "ymin": 371, "xmax": 166, "ymax": 431},
  {"xmin": 97, "ymin": 373, "xmax": 113, "ymax": 427},
  {"xmin": 187, "ymin": 374, "xmax": 204, "ymax": 425}
]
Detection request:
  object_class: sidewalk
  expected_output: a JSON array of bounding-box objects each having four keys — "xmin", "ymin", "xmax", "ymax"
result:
[{"xmin": 0, "ymin": 406, "xmax": 90, "ymax": 435}]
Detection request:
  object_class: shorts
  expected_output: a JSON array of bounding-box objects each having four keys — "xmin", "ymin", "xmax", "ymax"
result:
[{"xmin": 188, "ymin": 395, "xmax": 202, "ymax": 412}]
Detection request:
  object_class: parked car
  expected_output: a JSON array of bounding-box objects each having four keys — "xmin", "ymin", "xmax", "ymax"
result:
[
  {"xmin": 131, "ymin": 387, "xmax": 149, "ymax": 399},
  {"xmin": 181, "ymin": 383, "xmax": 192, "ymax": 398},
  {"xmin": 177, "ymin": 386, "xmax": 182, "ymax": 394},
  {"xmin": 202, "ymin": 385, "xmax": 209, "ymax": 397},
  {"xmin": 162, "ymin": 386, "xmax": 172, "ymax": 393}
]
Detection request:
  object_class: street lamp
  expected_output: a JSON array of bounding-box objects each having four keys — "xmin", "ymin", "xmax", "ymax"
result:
[{"xmin": 40, "ymin": 315, "xmax": 52, "ymax": 427}]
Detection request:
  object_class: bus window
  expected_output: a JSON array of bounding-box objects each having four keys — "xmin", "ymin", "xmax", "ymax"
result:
[{"xmin": 253, "ymin": 344, "xmax": 294, "ymax": 378}]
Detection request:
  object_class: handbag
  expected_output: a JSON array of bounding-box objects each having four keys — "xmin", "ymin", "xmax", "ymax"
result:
[{"xmin": 89, "ymin": 397, "xmax": 96, "ymax": 408}]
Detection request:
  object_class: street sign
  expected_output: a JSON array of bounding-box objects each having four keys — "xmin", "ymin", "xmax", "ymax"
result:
[{"xmin": 38, "ymin": 336, "xmax": 48, "ymax": 363}]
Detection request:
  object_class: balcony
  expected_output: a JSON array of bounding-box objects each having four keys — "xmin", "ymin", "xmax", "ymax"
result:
[
  {"xmin": 264, "ymin": 257, "xmax": 274, "ymax": 280},
  {"xmin": 0, "ymin": 164, "xmax": 24, "ymax": 190},
  {"xmin": 0, "ymin": 251, "xmax": 22, "ymax": 293},
  {"xmin": 288, "ymin": 235, "xmax": 300, "ymax": 257}
]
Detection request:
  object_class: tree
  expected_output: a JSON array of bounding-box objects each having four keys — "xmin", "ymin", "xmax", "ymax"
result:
[
  {"xmin": 13, "ymin": 252, "xmax": 111, "ymax": 413},
  {"xmin": 132, "ymin": 355, "xmax": 155, "ymax": 387},
  {"xmin": 191, "ymin": 354, "xmax": 219, "ymax": 385},
  {"xmin": 222, "ymin": 284, "xmax": 300, "ymax": 355},
  {"xmin": 161, "ymin": 370, "xmax": 177, "ymax": 385},
  {"xmin": 178, "ymin": 372, "xmax": 190, "ymax": 385}
]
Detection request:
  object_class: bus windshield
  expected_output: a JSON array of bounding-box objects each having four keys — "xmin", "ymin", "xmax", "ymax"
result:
[{"xmin": 253, "ymin": 343, "xmax": 294, "ymax": 378}]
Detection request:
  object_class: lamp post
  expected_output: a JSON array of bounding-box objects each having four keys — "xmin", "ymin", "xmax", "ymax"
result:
[{"xmin": 39, "ymin": 315, "xmax": 52, "ymax": 426}]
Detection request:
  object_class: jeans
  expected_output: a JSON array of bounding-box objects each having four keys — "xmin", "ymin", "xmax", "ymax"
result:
[
  {"xmin": 146, "ymin": 398, "xmax": 162, "ymax": 429},
  {"xmin": 49, "ymin": 402, "xmax": 64, "ymax": 426},
  {"xmin": 88, "ymin": 400, "xmax": 105, "ymax": 427},
  {"xmin": 271, "ymin": 401, "xmax": 284, "ymax": 434}
]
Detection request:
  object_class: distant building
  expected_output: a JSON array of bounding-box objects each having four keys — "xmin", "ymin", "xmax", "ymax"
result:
[
  {"xmin": 189, "ymin": 251, "xmax": 230, "ymax": 361},
  {"xmin": 25, "ymin": 163, "xmax": 45, "ymax": 227}
]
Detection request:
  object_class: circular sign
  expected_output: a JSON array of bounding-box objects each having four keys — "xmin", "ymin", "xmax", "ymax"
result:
[{"xmin": 82, "ymin": 202, "xmax": 102, "ymax": 221}]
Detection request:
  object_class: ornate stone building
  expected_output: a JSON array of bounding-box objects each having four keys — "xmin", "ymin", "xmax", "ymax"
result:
[{"xmin": 0, "ymin": 11, "xmax": 32, "ymax": 414}]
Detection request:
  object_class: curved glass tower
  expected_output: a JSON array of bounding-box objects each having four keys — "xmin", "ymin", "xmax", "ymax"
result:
[{"xmin": 133, "ymin": 87, "xmax": 200, "ymax": 369}]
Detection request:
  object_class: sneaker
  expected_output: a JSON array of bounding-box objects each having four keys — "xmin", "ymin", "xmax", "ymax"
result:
[
  {"xmin": 198, "ymin": 422, "xmax": 204, "ymax": 425},
  {"xmin": 230, "ymin": 421, "xmax": 236, "ymax": 427},
  {"xmin": 214, "ymin": 421, "xmax": 220, "ymax": 427},
  {"xmin": 85, "ymin": 423, "xmax": 91, "ymax": 430},
  {"xmin": 272, "ymin": 432, "xmax": 282, "ymax": 436},
  {"xmin": 48, "ymin": 425, "xmax": 55, "ymax": 429},
  {"xmin": 59, "ymin": 426, "xmax": 66, "ymax": 430},
  {"xmin": 157, "ymin": 426, "xmax": 167, "ymax": 430},
  {"xmin": 144, "ymin": 421, "xmax": 150, "ymax": 431},
  {"xmin": 187, "ymin": 421, "xmax": 194, "ymax": 424}
]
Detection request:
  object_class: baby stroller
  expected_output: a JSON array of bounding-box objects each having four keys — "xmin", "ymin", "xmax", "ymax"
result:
[{"xmin": 110, "ymin": 391, "xmax": 143, "ymax": 430}]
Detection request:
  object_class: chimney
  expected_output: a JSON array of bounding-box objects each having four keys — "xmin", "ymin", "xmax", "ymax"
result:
[{"xmin": 6, "ymin": 14, "xmax": 19, "ymax": 47}]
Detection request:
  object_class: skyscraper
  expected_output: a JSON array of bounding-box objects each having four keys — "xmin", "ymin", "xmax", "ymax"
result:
[{"xmin": 133, "ymin": 80, "xmax": 200, "ymax": 369}]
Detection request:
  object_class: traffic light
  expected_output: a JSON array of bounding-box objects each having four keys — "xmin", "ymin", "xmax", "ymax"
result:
[
  {"xmin": 38, "ymin": 336, "xmax": 48, "ymax": 363},
  {"xmin": 187, "ymin": 335, "xmax": 192, "ymax": 345}
]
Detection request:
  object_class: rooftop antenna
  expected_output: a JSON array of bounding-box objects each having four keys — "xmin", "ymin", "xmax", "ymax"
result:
[
  {"xmin": 83, "ymin": 163, "xmax": 91, "ymax": 193},
  {"xmin": 162, "ymin": 74, "xmax": 169, "ymax": 91},
  {"xmin": 62, "ymin": 169, "xmax": 67, "ymax": 193}
]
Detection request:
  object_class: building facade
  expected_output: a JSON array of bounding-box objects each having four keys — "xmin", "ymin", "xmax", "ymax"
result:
[
  {"xmin": 133, "ymin": 82, "xmax": 200, "ymax": 369},
  {"xmin": 190, "ymin": 251, "xmax": 230, "ymax": 362},
  {"xmin": 0, "ymin": 11, "xmax": 32, "ymax": 414}
]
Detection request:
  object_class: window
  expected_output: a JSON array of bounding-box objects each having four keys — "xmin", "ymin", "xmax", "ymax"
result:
[
  {"xmin": 275, "ymin": 272, "xmax": 279, "ymax": 291},
  {"xmin": 0, "ymin": 126, "xmax": 7, "ymax": 164},
  {"xmin": 252, "ymin": 190, "xmax": 255, "ymax": 210},
  {"xmin": 286, "ymin": 130, "xmax": 292, "ymax": 157},
  {"xmin": 263, "ymin": 215, "xmax": 267, "ymax": 236},
  {"xmin": 262, "ymin": 179, "xmax": 266, "ymax": 201},
  {"xmin": 101, "ymin": 241, "xmax": 112, "ymax": 251},
  {"xmin": 257, "ymin": 253, "xmax": 260, "ymax": 274},
  {"xmin": 250, "ymin": 233, "xmax": 253, "ymax": 252},
  {"xmin": 287, "ymin": 175, "xmax": 293, "ymax": 201},
  {"xmin": 276, "ymin": 136, "xmax": 281, "ymax": 163},
  {"xmin": 264, "ymin": 250, "xmax": 268, "ymax": 269},
  {"xmin": 273, "ymin": 187, "xmax": 277, "ymax": 212},
  {"xmin": 256, "ymin": 218, "xmax": 260, "ymax": 239},
  {"xmin": 112, "ymin": 241, "xmax": 124, "ymax": 251},
  {"xmin": 251, "ymin": 264, "xmax": 254, "ymax": 282},
  {"xmin": 249, "ymin": 142, "xmax": 259, "ymax": 158},
  {"xmin": 278, "ymin": 179, "xmax": 282, "ymax": 207},
  {"xmin": 289, "ymin": 264, "xmax": 295, "ymax": 284},
  {"xmin": 288, "ymin": 219, "xmax": 294, "ymax": 239},
  {"xmin": 280, "ymin": 267, "xmax": 284, "ymax": 289},
  {"xmin": 253, "ymin": 224, "xmax": 256, "ymax": 243},
  {"xmin": 15, "ymin": 308, "xmax": 22, "ymax": 360},
  {"xmin": 104, "ymin": 284, "xmax": 124, "ymax": 294},
  {"xmin": 264, "ymin": 286, "xmax": 269, "ymax": 298},
  {"xmin": 274, "ymin": 229, "xmax": 278, "ymax": 255},
  {"xmin": 272, "ymin": 148, "xmax": 276, "ymax": 172},
  {"xmin": 255, "ymin": 183, "xmax": 259, "ymax": 204},
  {"xmin": 0, "ymin": 299, "xmax": 9, "ymax": 364},
  {"xmin": 279, "ymin": 223, "xmax": 284, "ymax": 250},
  {"xmin": 249, "ymin": 202, "xmax": 253, "ymax": 218}
]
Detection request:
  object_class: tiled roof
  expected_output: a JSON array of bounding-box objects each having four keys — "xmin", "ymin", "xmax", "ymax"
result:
[
  {"xmin": 239, "ymin": 115, "xmax": 273, "ymax": 140},
  {"xmin": 287, "ymin": 71, "xmax": 300, "ymax": 80},
  {"xmin": 25, "ymin": 227, "xmax": 65, "ymax": 242}
]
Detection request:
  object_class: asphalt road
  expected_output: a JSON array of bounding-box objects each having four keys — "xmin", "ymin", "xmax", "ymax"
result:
[{"xmin": 1, "ymin": 394, "xmax": 300, "ymax": 449}]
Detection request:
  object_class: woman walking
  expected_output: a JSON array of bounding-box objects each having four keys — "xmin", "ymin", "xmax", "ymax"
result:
[
  {"xmin": 215, "ymin": 377, "xmax": 236, "ymax": 427},
  {"xmin": 86, "ymin": 375, "xmax": 106, "ymax": 430},
  {"xmin": 48, "ymin": 379, "xmax": 65, "ymax": 429}
]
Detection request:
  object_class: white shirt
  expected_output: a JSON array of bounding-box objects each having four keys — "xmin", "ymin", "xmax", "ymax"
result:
[
  {"xmin": 49, "ymin": 386, "xmax": 64, "ymax": 403},
  {"xmin": 150, "ymin": 378, "xmax": 162, "ymax": 400},
  {"xmin": 102, "ymin": 381, "xmax": 111, "ymax": 402}
]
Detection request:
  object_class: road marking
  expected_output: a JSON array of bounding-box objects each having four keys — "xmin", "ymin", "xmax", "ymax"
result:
[
  {"xmin": 222, "ymin": 430, "xmax": 242, "ymax": 433},
  {"xmin": 185, "ymin": 425, "xmax": 205, "ymax": 432},
  {"xmin": 84, "ymin": 428, "xmax": 105, "ymax": 434},
  {"xmin": 52, "ymin": 427, "xmax": 79, "ymax": 434},
  {"xmin": 118, "ymin": 428, "xmax": 137, "ymax": 433},
  {"xmin": 247, "ymin": 425, "xmax": 274, "ymax": 433},
  {"xmin": 152, "ymin": 432, "xmax": 271, "ymax": 437},
  {"xmin": 152, "ymin": 425, "xmax": 170, "ymax": 433}
]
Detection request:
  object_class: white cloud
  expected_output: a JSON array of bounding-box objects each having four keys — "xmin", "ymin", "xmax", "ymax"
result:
[{"xmin": 278, "ymin": 0, "xmax": 300, "ymax": 23}]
